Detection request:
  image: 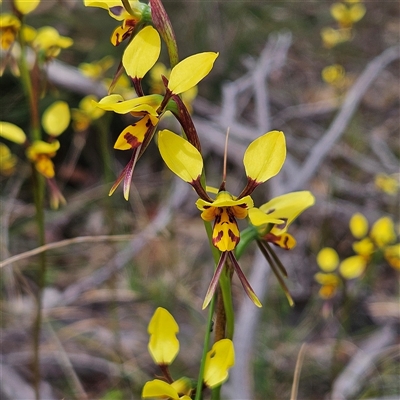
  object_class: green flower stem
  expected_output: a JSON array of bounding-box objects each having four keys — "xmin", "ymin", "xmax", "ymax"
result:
[
  {"xmin": 31, "ymin": 167, "xmax": 46, "ymax": 400},
  {"xmin": 194, "ymin": 292, "xmax": 215, "ymax": 400},
  {"xmin": 17, "ymin": 18, "xmax": 45, "ymax": 400}
]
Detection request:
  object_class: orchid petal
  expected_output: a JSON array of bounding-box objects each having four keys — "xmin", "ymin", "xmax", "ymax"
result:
[
  {"xmin": 349, "ymin": 212, "xmax": 368, "ymax": 239},
  {"xmin": 339, "ymin": 255, "xmax": 367, "ymax": 279},
  {"xmin": 243, "ymin": 130, "xmax": 286, "ymax": 185},
  {"xmin": 148, "ymin": 307, "xmax": 179, "ymax": 365},
  {"xmin": 0, "ymin": 121, "xmax": 26, "ymax": 144},
  {"xmin": 317, "ymin": 247, "xmax": 339, "ymax": 272},
  {"xmin": 168, "ymin": 52, "xmax": 218, "ymax": 94},
  {"xmin": 122, "ymin": 26, "xmax": 161, "ymax": 78},
  {"xmin": 142, "ymin": 379, "xmax": 180, "ymax": 399},
  {"xmin": 158, "ymin": 129, "xmax": 203, "ymax": 183},
  {"xmin": 204, "ymin": 339, "xmax": 235, "ymax": 388},
  {"xmin": 42, "ymin": 101, "xmax": 70, "ymax": 137}
]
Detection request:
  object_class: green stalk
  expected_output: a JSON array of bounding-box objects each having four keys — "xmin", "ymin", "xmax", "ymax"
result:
[
  {"xmin": 194, "ymin": 294, "xmax": 215, "ymax": 400},
  {"xmin": 17, "ymin": 16, "xmax": 45, "ymax": 400}
]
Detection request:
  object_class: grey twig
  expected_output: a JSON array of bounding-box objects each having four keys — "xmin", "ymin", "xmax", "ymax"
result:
[{"xmin": 50, "ymin": 178, "xmax": 189, "ymax": 308}]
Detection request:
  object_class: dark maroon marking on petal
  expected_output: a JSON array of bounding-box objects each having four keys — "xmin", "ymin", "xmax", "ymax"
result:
[
  {"xmin": 110, "ymin": 6, "xmax": 124, "ymax": 16},
  {"xmin": 213, "ymin": 230, "xmax": 223, "ymax": 246},
  {"xmin": 122, "ymin": 28, "xmax": 133, "ymax": 42},
  {"xmin": 124, "ymin": 131, "xmax": 142, "ymax": 149},
  {"xmin": 238, "ymin": 203, "xmax": 248, "ymax": 209},
  {"xmin": 266, "ymin": 208, "xmax": 275, "ymax": 215},
  {"xmin": 228, "ymin": 229, "xmax": 240, "ymax": 245},
  {"xmin": 145, "ymin": 118, "xmax": 153, "ymax": 128},
  {"xmin": 238, "ymin": 177, "xmax": 259, "ymax": 198},
  {"xmin": 125, "ymin": 19, "xmax": 137, "ymax": 27}
]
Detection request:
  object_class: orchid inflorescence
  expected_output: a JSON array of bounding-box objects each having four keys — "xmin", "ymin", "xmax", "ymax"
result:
[{"xmin": 81, "ymin": 0, "xmax": 316, "ymax": 394}]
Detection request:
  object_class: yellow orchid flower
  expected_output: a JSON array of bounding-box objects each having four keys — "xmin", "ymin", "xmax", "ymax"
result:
[
  {"xmin": 349, "ymin": 213, "xmax": 399, "ymax": 270},
  {"xmin": 71, "ymin": 95, "xmax": 105, "ymax": 132},
  {"xmin": 159, "ymin": 129, "xmax": 289, "ymax": 308},
  {"xmin": 79, "ymin": 55, "xmax": 115, "ymax": 80},
  {"xmin": 249, "ymin": 191, "xmax": 315, "ymax": 250},
  {"xmin": 84, "ymin": 0, "xmax": 150, "ymax": 46},
  {"xmin": 320, "ymin": 27, "xmax": 351, "ymax": 48},
  {"xmin": 315, "ymin": 246, "xmax": 367, "ymax": 300},
  {"xmin": 33, "ymin": 26, "xmax": 73, "ymax": 59},
  {"xmin": 26, "ymin": 140, "xmax": 60, "ymax": 179},
  {"xmin": 0, "ymin": 14, "xmax": 21, "ymax": 51},
  {"xmin": 0, "ymin": 143, "xmax": 17, "ymax": 176},
  {"xmin": 330, "ymin": 2, "xmax": 366, "ymax": 29},
  {"xmin": 374, "ymin": 173, "xmax": 399, "ymax": 195},
  {"xmin": 93, "ymin": 93, "xmax": 163, "ymax": 199}
]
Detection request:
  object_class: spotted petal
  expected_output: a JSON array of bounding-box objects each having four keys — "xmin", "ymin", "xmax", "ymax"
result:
[
  {"xmin": 258, "ymin": 191, "xmax": 315, "ymax": 235},
  {"xmin": 204, "ymin": 339, "xmax": 235, "ymax": 388}
]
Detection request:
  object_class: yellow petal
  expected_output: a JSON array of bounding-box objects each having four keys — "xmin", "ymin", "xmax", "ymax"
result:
[
  {"xmin": 330, "ymin": 3, "xmax": 347, "ymax": 22},
  {"xmin": 114, "ymin": 115, "xmax": 152, "ymax": 150},
  {"xmin": 204, "ymin": 339, "xmax": 235, "ymax": 388},
  {"xmin": 243, "ymin": 130, "xmax": 286, "ymax": 184},
  {"xmin": 259, "ymin": 191, "xmax": 315, "ymax": 234},
  {"xmin": 0, "ymin": 121, "xmax": 26, "ymax": 144},
  {"xmin": 14, "ymin": 0, "xmax": 41, "ymax": 15},
  {"xmin": 211, "ymin": 208, "xmax": 240, "ymax": 252},
  {"xmin": 95, "ymin": 94, "xmax": 162, "ymax": 115},
  {"xmin": 349, "ymin": 212, "xmax": 368, "ymax": 239},
  {"xmin": 384, "ymin": 244, "xmax": 400, "ymax": 270},
  {"xmin": 247, "ymin": 207, "xmax": 286, "ymax": 226},
  {"xmin": 317, "ymin": 247, "xmax": 339, "ymax": 272},
  {"xmin": 196, "ymin": 192, "xmax": 254, "ymax": 210},
  {"xmin": 339, "ymin": 255, "xmax": 366, "ymax": 279},
  {"xmin": 158, "ymin": 129, "xmax": 203, "ymax": 183},
  {"xmin": 349, "ymin": 3, "xmax": 366, "ymax": 22},
  {"xmin": 352, "ymin": 238, "xmax": 374, "ymax": 257},
  {"xmin": 314, "ymin": 272, "xmax": 341, "ymax": 286},
  {"xmin": 171, "ymin": 377, "xmax": 192, "ymax": 397},
  {"xmin": 168, "ymin": 52, "xmax": 218, "ymax": 94},
  {"xmin": 148, "ymin": 307, "xmax": 179, "ymax": 365},
  {"xmin": 42, "ymin": 101, "xmax": 70, "ymax": 136},
  {"xmin": 122, "ymin": 26, "xmax": 161, "ymax": 78},
  {"xmin": 26, "ymin": 140, "xmax": 60, "ymax": 157},
  {"xmin": 142, "ymin": 379, "xmax": 179, "ymax": 399},
  {"xmin": 370, "ymin": 217, "xmax": 396, "ymax": 248}
]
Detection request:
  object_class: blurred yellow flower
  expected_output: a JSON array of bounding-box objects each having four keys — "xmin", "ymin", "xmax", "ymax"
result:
[
  {"xmin": 374, "ymin": 173, "xmax": 399, "ymax": 195},
  {"xmin": 33, "ymin": 26, "xmax": 73, "ymax": 59},
  {"xmin": 0, "ymin": 14, "xmax": 21, "ymax": 50},
  {"xmin": 0, "ymin": 143, "xmax": 17, "ymax": 175},
  {"xmin": 330, "ymin": 2, "xmax": 366, "ymax": 29},
  {"xmin": 71, "ymin": 95, "xmax": 105, "ymax": 131},
  {"xmin": 321, "ymin": 27, "xmax": 351, "ymax": 48}
]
